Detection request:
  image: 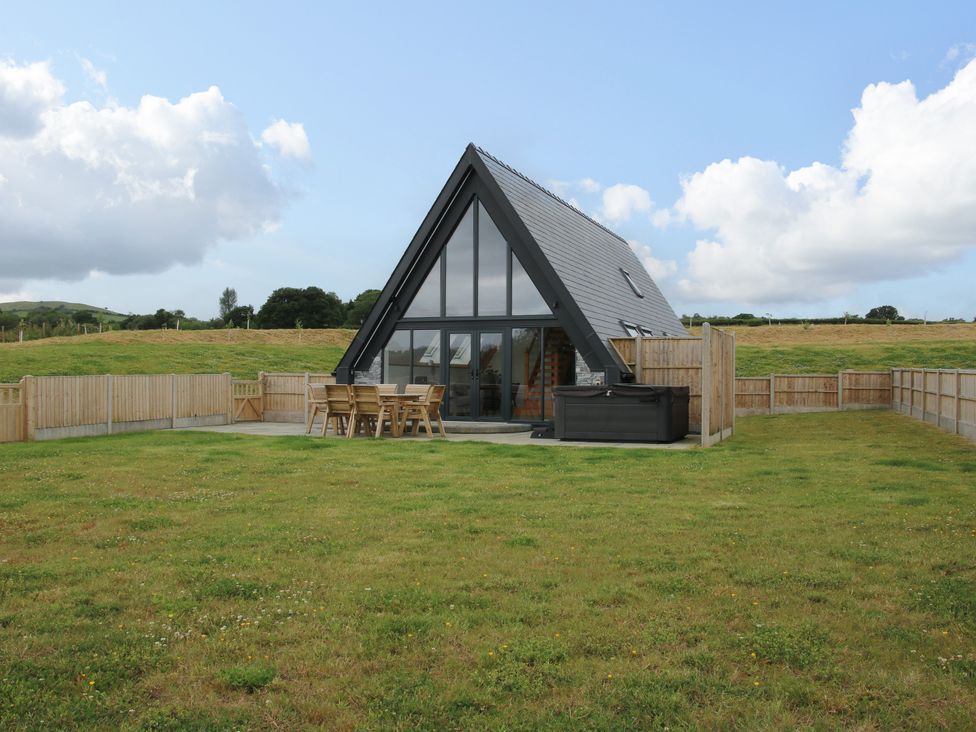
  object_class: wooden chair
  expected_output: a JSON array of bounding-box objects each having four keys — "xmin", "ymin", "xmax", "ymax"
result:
[
  {"xmin": 322, "ymin": 384, "xmax": 353, "ymax": 437},
  {"xmin": 305, "ymin": 383, "xmax": 329, "ymax": 434},
  {"xmin": 377, "ymin": 384, "xmax": 399, "ymax": 396},
  {"xmin": 404, "ymin": 384, "xmax": 430, "ymax": 396},
  {"xmin": 401, "ymin": 384, "xmax": 447, "ymax": 437},
  {"xmin": 348, "ymin": 385, "xmax": 397, "ymax": 438}
]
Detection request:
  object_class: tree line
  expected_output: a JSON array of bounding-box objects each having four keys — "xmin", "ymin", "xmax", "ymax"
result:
[
  {"xmin": 0, "ymin": 287, "xmax": 382, "ymax": 342},
  {"xmin": 117, "ymin": 286, "xmax": 381, "ymax": 330},
  {"xmin": 683, "ymin": 305, "xmax": 974, "ymax": 327}
]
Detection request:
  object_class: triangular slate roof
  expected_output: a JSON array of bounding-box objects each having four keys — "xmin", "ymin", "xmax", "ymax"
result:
[
  {"xmin": 474, "ymin": 147, "xmax": 686, "ymax": 342},
  {"xmin": 335, "ymin": 144, "xmax": 686, "ymax": 382}
]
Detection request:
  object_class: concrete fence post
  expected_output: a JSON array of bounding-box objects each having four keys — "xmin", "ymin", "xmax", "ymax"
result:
[
  {"xmin": 769, "ymin": 375, "xmax": 775, "ymax": 415},
  {"xmin": 106, "ymin": 374, "xmax": 113, "ymax": 435},
  {"xmin": 955, "ymin": 370, "xmax": 962, "ymax": 435},
  {"xmin": 700, "ymin": 323, "xmax": 712, "ymax": 447},
  {"xmin": 224, "ymin": 373, "xmax": 233, "ymax": 425},
  {"xmin": 634, "ymin": 335, "xmax": 644, "ymax": 383},
  {"xmin": 22, "ymin": 376, "xmax": 33, "ymax": 442},
  {"xmin": 171, "ymin": 374, "xmax": 177, "ymax": 429}
]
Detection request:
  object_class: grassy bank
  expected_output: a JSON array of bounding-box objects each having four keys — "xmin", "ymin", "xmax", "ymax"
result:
[
  {"xmin": 0, "ymin": 329, "xmax": 353, "ymax": 382},
  {"xmin": 1, "ymin": 412, "xmax": 974, "ymax": 729},
  {"xmin": 1, "ymin": 324, "xmax": 973, "ymax": 381}
]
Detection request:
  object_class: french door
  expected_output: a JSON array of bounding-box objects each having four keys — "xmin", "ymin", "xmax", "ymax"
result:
[{"xmin": 446, "ymin": 331, "xmax": 503, "ymax": 419}]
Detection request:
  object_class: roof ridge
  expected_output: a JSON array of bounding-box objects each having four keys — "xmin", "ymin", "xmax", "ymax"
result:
[{"xmin": 474, "ymin": 145, "xmax": 629, "ymax": 246}]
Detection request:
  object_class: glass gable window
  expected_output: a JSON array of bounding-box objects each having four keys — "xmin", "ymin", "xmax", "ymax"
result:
[
  {"xmin": 382, "ymin": 330, "xmax": 412, "ymax": 388},
  {"xmin": 511, "ymin": 327, "xmax": 542, "ymax": 420},
  {"xmin": 444, "ymin": 205, "xmax": 474, "ymax": 316},
  {"xmin": 405, "ymin": 255, "xmax": 441, "ymax": 318},
  {"xmin": 511, "ymin": 253, "xmax": 549, "ymax": 315},
  {"xmin": 412, "ymin": 330, "xmax": 440, "ymax": 385},
  {"xmin": 478, "ymin": 203, "xmax": 507, "ymax": 316},
  {"xmin": 403, "ymin": 196, "xmax": 551, "ymax": 319}
]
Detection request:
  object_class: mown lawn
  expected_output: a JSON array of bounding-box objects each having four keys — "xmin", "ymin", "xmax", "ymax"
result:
[{"xmin": 1, "ymin": 412, "xmax": 974, "ymax": 729}]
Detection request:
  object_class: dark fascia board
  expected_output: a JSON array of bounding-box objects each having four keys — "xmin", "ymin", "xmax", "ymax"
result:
[
  {"xmin": 335, "ymin": 146, "xmax": 475, "ymax": 380},
  {"xmin": 336, "ymin": 143, "xmax": 619, "ymax": 379},
  {"xmin": 349, "ymin": 182, "xmax": 477, "ymax": 373}
]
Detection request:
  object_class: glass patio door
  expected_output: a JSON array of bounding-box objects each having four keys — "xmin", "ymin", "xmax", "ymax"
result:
[{"xmin": 446, "ymin": 331, "xmax": 503, "ymax": 419}]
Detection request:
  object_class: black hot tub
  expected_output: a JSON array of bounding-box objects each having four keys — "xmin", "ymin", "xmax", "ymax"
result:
[{"xmin": 553, "ymin": 384, "xmax": 689, "ymax": 442}]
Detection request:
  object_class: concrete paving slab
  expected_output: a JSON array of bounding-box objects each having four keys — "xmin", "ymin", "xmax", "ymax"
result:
[{"xmin": 177, "ymin": 421, "xmax": 698, "ymax": 449}]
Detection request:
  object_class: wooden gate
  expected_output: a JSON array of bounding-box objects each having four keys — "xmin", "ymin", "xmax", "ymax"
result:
[
  {"xmin": 232, "ymin": 380, "xmax": 264, "ymax": 422},
  {"xmin": 0, "ymin": 382, "xmax": 24, "ymax": 443}
]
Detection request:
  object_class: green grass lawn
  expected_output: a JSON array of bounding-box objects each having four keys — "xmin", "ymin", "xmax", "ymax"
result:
[
  {"xmin": 736, "ymin": 341, "xmax": 976, "ymax": 376},
  {"xmin": 1, "ymin": 412, "xmax": 974, "ymax": 729},
  {"xmin": 0, "ymin": 340, "xmax": 347, "ymax": 382}
]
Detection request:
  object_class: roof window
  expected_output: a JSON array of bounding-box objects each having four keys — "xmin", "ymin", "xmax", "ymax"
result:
[{"xmin": 620, "ymin": 268, "xmax": 644, "ymax": 298}]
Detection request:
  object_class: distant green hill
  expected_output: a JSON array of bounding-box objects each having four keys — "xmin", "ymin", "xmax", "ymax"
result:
[{"xmin": 0, "ymin": 300, "xmax": 125, "ymax": 319}]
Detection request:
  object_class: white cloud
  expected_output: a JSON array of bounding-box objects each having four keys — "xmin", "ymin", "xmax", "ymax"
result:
[
  {"xmin": 600, "ymin": 183, "xmax": 653, "ymax": 223},
  {"xmin": 628, "ymin": 240, "xmax": 677, "ymax": 282},
  {"xmin": 260, "ymin": 118, "xmax": 311, "ymax": 161},
  {"xmin": 578, "ymin": 177, "xmax": 602, "ymax": 193},
  {"xmin": 0, "ymin": 59, "xmax": 64, "ymax": 137},
  {"xmin": 664, "ymin": 59, "xmax": 976, "ymax": 303},
  {"xmin": 0, "ymin": 59, "xmax": 310, "ymax": 287},
  {"xmin": 943, "ymin": 43, "xmax": 976, "ymax": 69},
  {"xmin": 79, "ymin": 56, "xmax": 107, "ymax": 89}
]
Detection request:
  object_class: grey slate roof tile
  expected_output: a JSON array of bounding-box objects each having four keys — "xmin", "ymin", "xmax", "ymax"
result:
[{"xmin": 474, "ymin": 147, "xmax": 687, "ymax": 342}]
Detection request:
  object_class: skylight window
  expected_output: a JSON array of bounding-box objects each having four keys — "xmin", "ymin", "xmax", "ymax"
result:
[
  {"xmin": 622, "ymin": 321, "xmax": 654, "ymax": 337},
  {"xmin": 620, "ymin": 268, "xmax": 644, "ymax": 298}
]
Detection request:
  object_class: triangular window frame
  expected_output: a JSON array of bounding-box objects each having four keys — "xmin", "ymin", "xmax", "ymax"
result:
[{"xmin": 401, "ymin": 196, "xmax": 550, "ymax": 319}]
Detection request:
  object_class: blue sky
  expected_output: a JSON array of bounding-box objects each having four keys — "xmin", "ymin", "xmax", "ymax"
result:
[{"xmin": 2, "ymin": 1, "xmax": 975, "ymax": 320}]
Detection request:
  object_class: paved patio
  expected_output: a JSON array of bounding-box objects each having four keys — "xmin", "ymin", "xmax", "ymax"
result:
[{"xmin": 178, "ymin": 421, "xmax": 698, "ymax": 450}]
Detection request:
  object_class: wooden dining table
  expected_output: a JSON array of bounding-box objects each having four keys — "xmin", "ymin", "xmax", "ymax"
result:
[{"xmin": 378, "ymin": 393, "xmax": 425, "ymax": 437}]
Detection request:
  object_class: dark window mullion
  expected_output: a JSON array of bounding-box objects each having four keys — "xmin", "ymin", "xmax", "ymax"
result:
[
  {"xmin": 439, "ymin": 250, "xmax": 446, "ymax": 317},
  {"xmin": 506, "ymin": 246, "xmax": 513, "ymax": 316},
  {"xmin": 473, "ymin": 199, "xmax": 479, "ymax": 318}
]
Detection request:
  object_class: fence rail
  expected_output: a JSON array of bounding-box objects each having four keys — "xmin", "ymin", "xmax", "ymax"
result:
[
  {"xmin": 891, "ymin": 368, "xmax": 976, "ymax": 441},
  {"xmin": 2, "ymin": 367, "xmax": 972, "ymax": 445},
  {"xmin": 735, "ymin": 371, "xmax": 891, "ymax": 415}
]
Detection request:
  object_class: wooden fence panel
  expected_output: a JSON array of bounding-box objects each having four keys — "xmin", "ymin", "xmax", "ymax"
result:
[
  {"xmin": 611, "ymin": 324, "xmax": 735, "ymax": 446},
  {"xmin": 703, "ymin": 324, "xmax": 735, "ymax": 445},
  {"xmin": 841, "ymin": 371, "xmax": 891, "ymax": 408},
  {"xmin": 961, "ymin": 372, "xmax": 976, "ymax": 441},
  {"xmin": 639, "ymin": 338, "xmax": 703, "ymax": 431},
  {"xmin": 174, "ymin": 374, "xmax": 229, "ymax": 419},
  {"xmin": 261, "ymin": 372, "xmax": 336, "ymax": 423},
  {"xmin": 891, "ymin": 368, "xmax": 976, "ymax": 443},
  {"xmin": 735, "ymin": 371, "xmax": 889, "ymax": 416},
  {"xmin": 773, "ymin": 375, "xmax": 838, "ymax": 412},
  {"xmin": 736, "ymin": 377, "xmax": 771, "ymax": 414},
  {"xmin": 32, "ymin": 375, "xmax": 109, "ymax": 429},
  {"xmin": 113, "ymin": 375, "xmax": 171, "ymax": 423}
]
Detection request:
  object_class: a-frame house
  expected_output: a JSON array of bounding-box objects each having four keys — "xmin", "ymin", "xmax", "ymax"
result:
[{"xmin": 335, "ymin": 143, "xmax": 686, "ymax": 423}]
